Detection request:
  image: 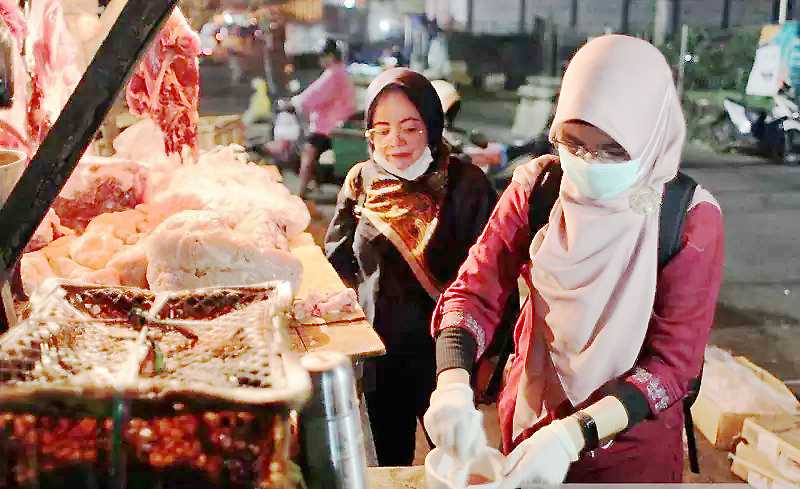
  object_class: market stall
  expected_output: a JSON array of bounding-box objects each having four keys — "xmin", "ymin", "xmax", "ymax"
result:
[{"xmin": 0, "ymin": 0, "xmax": 384, "ymax": 487}]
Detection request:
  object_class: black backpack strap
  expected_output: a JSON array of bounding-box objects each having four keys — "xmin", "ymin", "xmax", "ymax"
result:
[
  {"xmin": 658, "ymin": 171, "xmax": 698, "ymax": 269},
  {"xmin": 480, "ymin": 161, "xmax": 563, "ymax": 402},
  {"xmin": 528, "ymin": 162, "xmax": 564, "ymax": 238},
  {"xmin": 659, "ymin": 171, "xmax": 703, "ymax": 473}
]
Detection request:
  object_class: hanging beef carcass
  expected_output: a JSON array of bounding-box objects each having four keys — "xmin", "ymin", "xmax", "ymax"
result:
[{"xmin": 126, "ymin": 9, "xmax": 201, "ymax": 156}]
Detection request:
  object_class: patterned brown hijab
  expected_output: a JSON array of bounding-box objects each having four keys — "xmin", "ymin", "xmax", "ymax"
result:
[{"xmin": 356, "ymin": 69, "xmax": 450, "ymax": 299}]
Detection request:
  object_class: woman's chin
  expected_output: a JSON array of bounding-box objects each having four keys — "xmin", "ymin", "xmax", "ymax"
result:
[{"xmin": 388, "ymin": 157, "xmax": 415, "ymax": 169}]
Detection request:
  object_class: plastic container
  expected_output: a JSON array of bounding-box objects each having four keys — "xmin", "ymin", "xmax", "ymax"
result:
[{"xmin": 425, "ymin": 446, "xmax": 504, "ymax": 489}]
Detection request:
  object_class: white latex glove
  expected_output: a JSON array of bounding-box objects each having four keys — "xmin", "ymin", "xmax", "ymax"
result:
[
  {"xmin": 498, "ymin": 420, "xmax": 581, "ymax": 489},
  {"xmin": 423, "ymin": 381, "xmax": 487, "ymax": 462}
]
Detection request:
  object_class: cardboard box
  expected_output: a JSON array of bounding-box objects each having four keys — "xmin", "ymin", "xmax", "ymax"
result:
[
  {"xmin": 732, "ymin": 415, "xmax": 800, "ymax": 486},
  {"xmin": 691, "ymin": 356, "xmax": 800, "ymax": 451}
]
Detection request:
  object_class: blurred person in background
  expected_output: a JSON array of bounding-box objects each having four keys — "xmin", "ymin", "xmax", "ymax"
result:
[{"xmin": 286, "ymin": 38, "xmax": 356, "ymax": 199}]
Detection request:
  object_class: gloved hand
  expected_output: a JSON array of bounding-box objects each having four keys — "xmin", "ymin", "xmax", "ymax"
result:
[
  {"xmin": 497, "ymin": 419, "xmax": 581, "ymax": 489},
  {"xmin": 423, "ymin": 380, "xmax": 487, "ymax": 463}
]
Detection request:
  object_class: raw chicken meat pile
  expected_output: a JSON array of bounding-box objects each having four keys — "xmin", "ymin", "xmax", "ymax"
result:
[
  {"xmin": 21, "ymin": 142, "xmax": 310, "ymax": 295},
  {"xmin": 6, "ymin": 3, "xmax": 311, "ymax": 297}
]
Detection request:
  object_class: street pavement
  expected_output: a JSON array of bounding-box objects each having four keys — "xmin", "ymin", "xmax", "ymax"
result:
[{"xmin": 681, "ymin": 145, "xmax": 800, "ymax": 391}]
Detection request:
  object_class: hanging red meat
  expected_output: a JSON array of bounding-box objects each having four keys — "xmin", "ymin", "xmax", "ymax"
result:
[{"xmin": 126, "ymin": 9, "xmax": 201, "ymax": 156}]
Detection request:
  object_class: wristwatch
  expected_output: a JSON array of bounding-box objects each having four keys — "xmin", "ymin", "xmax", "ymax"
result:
[{"xmin": 571, "ymin": 411, "xmax": 599, "ymax": 453}]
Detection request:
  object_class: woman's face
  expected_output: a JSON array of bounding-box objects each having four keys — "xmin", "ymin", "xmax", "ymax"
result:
[
  {"xmin": 553, "ymin": 120, "xmax": 631, "ymax": 163},
  {"xmin": 369, "ymin": 89, "xmax": 429, "ymax": 170}
]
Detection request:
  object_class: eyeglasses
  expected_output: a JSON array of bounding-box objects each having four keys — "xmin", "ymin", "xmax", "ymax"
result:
[
  {"xmin": 365, "ymin": 124, "xmax": 425, "ymax": 144},
  {"xmin": 551, "ymin": 138, "xmax": 630, "ymax": 161}
]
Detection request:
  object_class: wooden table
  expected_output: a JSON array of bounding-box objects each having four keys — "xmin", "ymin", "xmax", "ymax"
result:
[
  {"xmin": 289, "ymin": 234, "xmax": 385, "ymax": 359},
  {"xmin": 289, "ymin": 234, "xmax": 385, "ymax": 465},
  {"xmin": 365, "ymin": 466, "xmax": 751, "ymax": 489}
]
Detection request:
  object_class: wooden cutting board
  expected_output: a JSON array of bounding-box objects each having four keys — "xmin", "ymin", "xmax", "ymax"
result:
[{"xmin": 289, "ymin": 235, "xmax": 386, "ymax": 359}]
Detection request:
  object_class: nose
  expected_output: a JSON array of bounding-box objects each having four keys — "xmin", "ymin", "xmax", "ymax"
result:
[{"xmin": 385, "ymin": 128, "xmax": 407, "ymax": 146}]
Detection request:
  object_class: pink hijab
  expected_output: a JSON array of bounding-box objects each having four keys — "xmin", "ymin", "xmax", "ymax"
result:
[{"xmin": 512, "ymin": 35, "xmax": 687, "ymax": 436}]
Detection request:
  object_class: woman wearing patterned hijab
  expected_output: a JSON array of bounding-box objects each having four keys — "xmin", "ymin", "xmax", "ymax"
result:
[{"xmin": 324, "ymin": 68, "xmax": 498, "ymax": 465}]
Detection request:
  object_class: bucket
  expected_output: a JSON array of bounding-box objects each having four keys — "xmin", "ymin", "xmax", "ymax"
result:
[{"xmin": 0, "ymin": 148, "xmax": 27, "ymax": 205}]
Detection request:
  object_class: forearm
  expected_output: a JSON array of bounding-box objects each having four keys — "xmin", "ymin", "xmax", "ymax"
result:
[
  {"xmin": 437, "ymin": 367, "xmax": 470, "ymax": 386},
  {"xmin": 435, "ymin": 326, "xmax": 477, "ymax": 375},
  {"xmin": 561, "ymin": 396, "xmax": 630, "ymax": 453}
]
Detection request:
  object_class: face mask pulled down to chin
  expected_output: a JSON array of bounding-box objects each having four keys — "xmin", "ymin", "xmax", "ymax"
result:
[{"xmin": 373, "ymin": 146, "xmax": 434, "ymax": 181}]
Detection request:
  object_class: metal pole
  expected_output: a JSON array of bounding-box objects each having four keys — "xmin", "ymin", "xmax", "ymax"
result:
[
  {"xmin": 570, "ymin": 0, "xmax": 578, "ymax": 28},
  {"xmin": 519, "ymin": 0, "xmax": 527, "ymax": 34},
  {"xmin": 721, "ymin": 0, "xmax": 731, "ymax": 28},
  {"xmin": 621, "ymin": 0, "xmax": 631, "ymax": 34},
  {"xmin": 678, "ymin": 24, "xmax": 689, "ymax": 99},
  {"xmin": 467, "ymin": 0, "xmax": 474, "ymax": 33},
  {"xmin": 672, "ymin": 0, "xmax": 682, "ymax": 38},
  {"xmin": 780, "ymin": 0, "xmax": 789, "ymax": 23}
]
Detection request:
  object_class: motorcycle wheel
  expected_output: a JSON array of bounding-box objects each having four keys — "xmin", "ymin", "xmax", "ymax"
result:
[{"xmin": 783, "ymin": 130, "xmax": 800, "ymax": 166}]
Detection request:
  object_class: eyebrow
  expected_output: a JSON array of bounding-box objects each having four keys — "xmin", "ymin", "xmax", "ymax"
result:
[{"xmin": 372, "ymin": 117, "xmax": 423, "ymax": 126}]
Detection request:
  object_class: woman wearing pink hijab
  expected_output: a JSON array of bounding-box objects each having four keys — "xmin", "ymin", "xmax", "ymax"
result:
[{"xmin": 423, "ymin": 35, "xmax": 724, "ymax": 484}]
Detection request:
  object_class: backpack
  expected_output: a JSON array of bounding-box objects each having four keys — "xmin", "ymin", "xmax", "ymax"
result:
[{"xmin": 481, "ymin": 161, "xmax": 703, "ymax": 472}]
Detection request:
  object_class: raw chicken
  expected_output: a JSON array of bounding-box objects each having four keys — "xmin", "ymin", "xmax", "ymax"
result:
[
  {"xmin": 20, "ymin": 249, "xmax": 55, "ymax": 296},
  {"xmin": 74, "ymin": 267, "xmax": 121, "ymax": 286},
  {"xmin": 146, "ymin": 145, "xmax": 310, "ymax": 249},
  {"xmin": 293, "ymin": 289, "xmax": 359, "ymax": 321},
  {"xmin": 25, "ymin": 208, "xmax": 68, "ymax": 252},
  {"xmin": 145, "ymin": 210, "xmax": 303, "ymax": 292},
  {"xmin": 106, "ymin": 243, "xmax": 148, "ymax": 288},
  {"xmin": 51, "ymin": 256, "xmax": 91, "ymax": 280},
  {"xmin": 85, "ymin": 209, "xmax": 146, "ymax": 245},
  {"xmin": 69, "ymin": 229, "xmax": 123, "ymax": 269},
  {"xmin": 126, "ymin": 8, "xmax": 200, "ymax": 155},
  {"xmin": 41, "ymin": 235, "xmax": 76, "ymax": 263}
]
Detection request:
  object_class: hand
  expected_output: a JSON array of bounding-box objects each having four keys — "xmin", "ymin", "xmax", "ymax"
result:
[
  {"xmin": 277, "ymin": 99, "xmax": 295, "ymax": 113},
  {"xmin": 498, "ymin": 419, "xmax": 581, "ymax": 489},
  {"xmin": 423, "ymin": 371, "xmax": 487, "ymax": 463}
]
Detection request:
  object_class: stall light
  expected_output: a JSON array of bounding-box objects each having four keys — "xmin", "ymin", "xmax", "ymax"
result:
[
  {"xmin": 343, "ymin": 0, "xmax": 355, "ymax": 8},
  {"xmin": 379, "ymin": 19, "xmax": 391, "ymax": 33},
  {"xmin": 223, "ymin": 12, "xmax": 233, "ymax": 24}
]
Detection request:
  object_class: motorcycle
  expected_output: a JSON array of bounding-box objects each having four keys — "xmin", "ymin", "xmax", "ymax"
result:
[{"xmin": 716, "ymin": 91, "xmax": 800, "ymax": 166}]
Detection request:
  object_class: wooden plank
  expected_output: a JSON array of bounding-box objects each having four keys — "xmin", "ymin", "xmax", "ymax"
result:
[
  {"xmin": 742, "ymin": 414, "xmax": 800, "ymax": 463},
  {"xmin": 289, "ymin": 236, "xmax": 386, "ymax": 359},
  {"xmin": 0, "ymin": 0, "xmax": 179, "ymax": 284}
]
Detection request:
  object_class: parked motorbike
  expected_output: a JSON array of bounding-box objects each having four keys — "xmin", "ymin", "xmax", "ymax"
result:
[{"xmin": 716, "ymin": 91, "xmax": 800, "ymax": 166}]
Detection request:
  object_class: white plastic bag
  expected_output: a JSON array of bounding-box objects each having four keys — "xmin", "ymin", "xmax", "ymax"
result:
[
  {"xmin": 273, "ymin": 111, "xmax": 302, "ymax": 143},
  {"xmin": 747, "ymin": 44, "xmax": 784, "ymax": 97}
]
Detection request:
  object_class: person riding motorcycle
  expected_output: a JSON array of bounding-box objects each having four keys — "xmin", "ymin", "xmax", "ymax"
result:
[
  {"xmin": 430, "ymin": 80, "xmax": 552, "ymax": 190},
  {"xmin": 264, "ymin": 39, "xmax": 356, "ymax": 199}
]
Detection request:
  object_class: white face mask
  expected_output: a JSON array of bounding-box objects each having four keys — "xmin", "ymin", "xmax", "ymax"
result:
[
  {"xmin": 558, "ymin": 145, "xmax": 641, "ymax": 200},
  {"xmin": 373, "ymin": 146, "xmax": 434, "ymax": 181}
]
